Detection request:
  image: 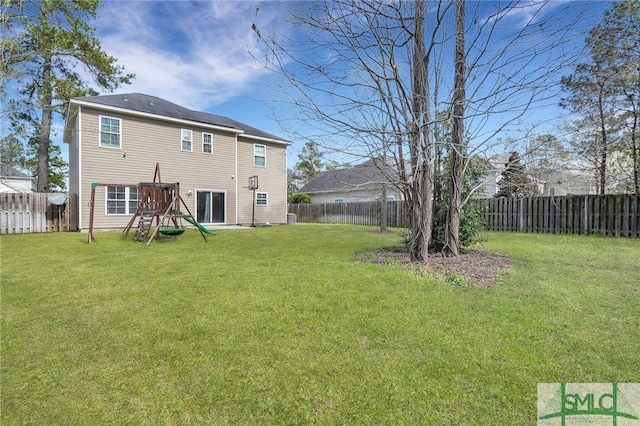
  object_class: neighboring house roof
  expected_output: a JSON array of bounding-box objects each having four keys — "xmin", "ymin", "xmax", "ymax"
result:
[
  {"xmin": 299, "ymin": 158, "xmax": 395, "ymax": 194},
  {"xmin": 1, "ymin": 164, "xmax": 31, "ymax": 178},
  {"xmin": 0, "ymin": 164, "xmax": 34, "ymax": 193},
  {"xmin": 66, "ymin": 93, "xmax": 289, "ymax": 144}
]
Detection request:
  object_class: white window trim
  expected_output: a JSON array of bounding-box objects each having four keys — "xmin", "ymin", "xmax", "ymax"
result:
[
  {"xmin": 256, "ymin": 192, "xmax": 268, "ymax": 206},
  {"xmin": 196, "ymin": 189, "xmax": 227, "ymax": 225},
  {"xmin": 202, "ymin": 132, "xmax": 213, "ymax": 154},
  {"xmin": 99, "ymin": 115, "xmax": 121, "ymax": 149},
  {"xmin": 254, "ymin": 144, "xmax": 266, "ymax": 167},
  {"xmin": 181, "ymin": 129, "xmax": 193, "ymax": 152},
  {"xmin": 105, "ymin": 186, "xmax": 138, "ymax": 215}
]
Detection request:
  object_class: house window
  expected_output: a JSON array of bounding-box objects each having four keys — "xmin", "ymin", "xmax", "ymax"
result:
[
  {"xmin": 202, "ymin": 133, "xmax": 212, "ymax": 154},
  {"xmin": 256, "ymin": 192, "xmax": 268, "ymax": 206},
  {"xmin": 106, "ymin": 186, "xmax": 138, "ymax": 215},
  {"xmin": 100, "ymin": 116, "xmax": 121, "ymax": 148},
  {"xmin": 254, "ymin": 144, "xmax": 266, "ymax": 167},
  {"xmin": 334, "ymin": 199, "xmax": 344, "ymax": 204},
  {"xmin": 181, "ymin": 129, "xmax": 192, "ymax": 152}
]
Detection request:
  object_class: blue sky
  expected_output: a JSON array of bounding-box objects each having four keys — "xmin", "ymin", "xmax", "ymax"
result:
[
  {"xmin": 49, "ymin": 0, "xmax": 614, "ymax": 168},
  {"xmin": 93, "ymin": 1, "xmax": 283, "ymax": 135}
]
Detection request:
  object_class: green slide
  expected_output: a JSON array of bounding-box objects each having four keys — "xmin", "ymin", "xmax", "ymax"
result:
[{"xmin": 180, "ymin": 212, "xmax": 216, "ymax": 235}]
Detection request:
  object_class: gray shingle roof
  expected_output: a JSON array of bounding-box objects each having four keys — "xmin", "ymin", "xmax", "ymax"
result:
[
  {"xmin": 1, "ymin": 164, "xmax": 31, "ymax": 178},
  {"xmin": 74, "ymin": 93, "xmax": 287, "ymax": 143},
  {"xmin": 298, "ymin": 159, "xmax": 393, "ymax": 193}
]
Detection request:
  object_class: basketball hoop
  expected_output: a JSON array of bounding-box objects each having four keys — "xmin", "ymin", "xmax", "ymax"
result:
[
  {"xmin": 248, "ymin": 175, "xmax": 258, "ymax": 190},
  {"xmin": 248, "ymin": 175, "xmax": 259, "ymax": 227}
]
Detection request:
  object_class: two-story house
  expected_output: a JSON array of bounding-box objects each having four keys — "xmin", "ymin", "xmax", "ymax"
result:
[{"xmin": 63, "ymin": 93, "xmax": 289, "ymax": 231}]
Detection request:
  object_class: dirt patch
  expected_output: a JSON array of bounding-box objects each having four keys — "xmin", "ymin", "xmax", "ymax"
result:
[{"xmin": 356, "ymin": 247, "xmax": 511, "ymax": 288}]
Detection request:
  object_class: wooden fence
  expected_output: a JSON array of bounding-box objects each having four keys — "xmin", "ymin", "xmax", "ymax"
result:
[
  {"xmin": 289, "ymin": 200, "xmax": 411, "ymax": 228},
  {"xmin": 0, "ymin": 192, "xmax": 78, "ymax": 234},
  {"xmin": 484, "ymin": 194, "xmax": 639, "ymax": 237},
  {"xmin": 289, "ymin": 194, "xmax": 640, "ymax": 237}
]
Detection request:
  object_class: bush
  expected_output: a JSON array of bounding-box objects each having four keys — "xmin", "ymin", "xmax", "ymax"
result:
[
  {"xmin": 427, "ymin": 156, "xmax": 486, "ymax": 252},
  {"xmin": 289, "ymin": 193, "xmax": 311, "ymax": 204}
]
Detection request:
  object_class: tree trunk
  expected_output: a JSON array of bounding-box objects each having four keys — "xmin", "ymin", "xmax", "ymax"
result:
[
  {"xmin": 36, "ymin": 53, "xmax": 53, "ymax": 192},
  {"xmin": 597, "ymin": 84, "xmax": 608, "ymax": 195},
  {"xmin": 442, "ymin": 0, "xmax": 465, "ymax": 257},
  {"xmin": 629, "ymin": 93, "xmax": 639, "ymax": 195},
  {"xmin": 409, "ymin": 0, "xmax": 433, "ymax": 262},
  {"xmin": 380, "ymin": 182, "xmax": 388, "ymax": 232}
]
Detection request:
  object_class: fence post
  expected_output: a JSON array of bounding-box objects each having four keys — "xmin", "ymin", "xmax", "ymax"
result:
[{"xmin": 518, "ymin": 198, "xmax": 525, "ymax": 232}]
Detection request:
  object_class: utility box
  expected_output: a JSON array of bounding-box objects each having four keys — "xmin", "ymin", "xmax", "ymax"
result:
[{"xmin": 287, "ymin": 213, "xmax": 297, "ymax": 225}]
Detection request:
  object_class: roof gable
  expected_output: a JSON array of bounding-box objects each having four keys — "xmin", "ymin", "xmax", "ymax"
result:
[
  {"xmin": 1, "ymin": 164, "xmax": 31, "ymax": 178},
  {"xmin": 299, "ymin": 159, "xmax": 394, "ymax": 193},
  {"xmin": 71, "ymin": 93, "xmax": 288, "ymax": 143}
]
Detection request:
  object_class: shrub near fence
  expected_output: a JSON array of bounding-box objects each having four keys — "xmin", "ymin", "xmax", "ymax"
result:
[
  {"xmin": 0, "ymin": 192, "xmax": 78, "ymax": 234},
  {"xmin": 290, "ymin": 194, "xmax": 640, "ymax": 237}
]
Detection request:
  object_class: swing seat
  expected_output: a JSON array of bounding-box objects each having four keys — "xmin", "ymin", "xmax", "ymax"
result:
[{"xmin": 159, "ymin": 227, "xmax": 185, "ymax": 236}]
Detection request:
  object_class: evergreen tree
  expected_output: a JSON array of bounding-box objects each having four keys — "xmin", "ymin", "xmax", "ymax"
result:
[
  {"xmin": 496, "ymin": 152, "xmax": 533, "ymax": 197},
  {"xmin": 560, "ymin": 0, "xmax": 638, "ymax": 194},
  {"xmin": 293, "ymin": 141, "xmax": 325, "ymax": 189},
  {"xmin": 432, "ymin": 155, "xmax": 486, "ymax": 251},
  {"xmin": 2, "ymin": 0, "xmax": 133, "ymax": 191},
  {"xmin": 23, "ymin": 137, "xmax": 67, "ymax": 192},
  {"xmin": 601, "ymin": 0, "xmax": 640, "ymax": 194},
  {"xmin": 0, "ymin": 134, "xmax": 27, "ymax": 170}
]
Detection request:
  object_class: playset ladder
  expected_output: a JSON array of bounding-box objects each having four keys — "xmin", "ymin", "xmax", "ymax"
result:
[{"xmin": 133, "ymin": 214, "xmax": 154, "ymax": 242}]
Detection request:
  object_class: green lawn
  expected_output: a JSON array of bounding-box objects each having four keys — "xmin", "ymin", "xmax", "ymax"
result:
[{"xmin": 1, "ymin": 225, "xmax": 638, "ymax": 424}]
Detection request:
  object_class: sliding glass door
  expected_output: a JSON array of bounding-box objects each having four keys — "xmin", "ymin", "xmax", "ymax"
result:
[{"xmin": 196, "ymin": 191, "xmax": 225, "ymax": 224}]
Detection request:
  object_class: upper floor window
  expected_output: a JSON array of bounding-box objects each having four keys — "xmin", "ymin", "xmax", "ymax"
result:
[
  {"xmin": 254, "ymin": 144, "xmax": 266, "ymax": 167},
  {"xmin": 256, "ymin": 192, "xmax": 268, "ymax": 206},
  {"xmin": 202, "ymin": 133, "xmax": 213, "ymax": 154},
  {"xmin": 106, "ymin": 186, "xmax": 138, "ymax": 215},
  {"xmin": 100, "ymin": 116, "xmax": 121, "ymax": 148},
  {"xmin": 181, "ymin": 129, "xmax": 192, "ymax": 152}
]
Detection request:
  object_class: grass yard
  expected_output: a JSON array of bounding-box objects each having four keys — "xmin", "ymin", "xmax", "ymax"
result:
[{"xmin": 1, "ymin": 225, "xmax": 639, "ymax": 424}]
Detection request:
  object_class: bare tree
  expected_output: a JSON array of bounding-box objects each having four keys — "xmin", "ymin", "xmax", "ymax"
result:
[
  {"xmin": 253, "ymin": 0, "xmax": 598, "ymax": 258},
  {"xmin": 253, "ymin": 0, "xmax": 448, "ymax": 260}
]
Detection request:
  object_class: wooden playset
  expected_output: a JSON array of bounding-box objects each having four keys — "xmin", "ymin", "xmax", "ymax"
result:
[{"xmin": 87, "ymin": 163, "xmax": 210, "ymax": 245}]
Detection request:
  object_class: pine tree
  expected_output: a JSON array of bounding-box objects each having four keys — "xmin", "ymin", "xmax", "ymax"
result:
[
  {"xmin": 560, "ymin": 0, "xmax": 639, "ymax": 194},
  {"xmin": 2, "ymin": 0, "xmax": 133, "ymax": 191},
  {"xmin": 496, "ymin": 152, "xmax": 533, "ymax": 197}
]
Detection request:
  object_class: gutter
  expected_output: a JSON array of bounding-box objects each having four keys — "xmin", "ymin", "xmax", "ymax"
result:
[{"xmin": 70, "ymin": 99, "xmax": 244, "ymax": 136}]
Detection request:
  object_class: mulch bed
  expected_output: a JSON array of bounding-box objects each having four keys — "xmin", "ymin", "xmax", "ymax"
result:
[{"xmin": 356, "ymin": 247, "xmax": 512, "ymax": 288}]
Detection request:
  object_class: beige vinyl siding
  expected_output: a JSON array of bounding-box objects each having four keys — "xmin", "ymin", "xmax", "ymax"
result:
[
  {"xmin": 309, "ymin": 188, "xmax": 404, "ymax": 204},
  {"xmin": 236, "ymin": 137, "xmax": 288, "ymax": 225},
  {"xmin": 77, "ymin": 107, "xmax": 238, "ymax": 230}
]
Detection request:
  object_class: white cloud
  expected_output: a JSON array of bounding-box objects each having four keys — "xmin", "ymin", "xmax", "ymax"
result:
[
  {"xmin": 479, "ymin": 0, "xmax": 570, "ymax": 29},
  {"xmin": 95, "ymin": 0, "xmax": 277, "ymax": 110}
]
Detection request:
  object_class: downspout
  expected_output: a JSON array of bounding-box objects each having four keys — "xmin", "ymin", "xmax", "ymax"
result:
[
  {"xmin": 78, "ymin": 105, "xmax": 83, "ymax": 230},
  {"xmin": 234, "ymin": 133, "xmax": 238, "ymax": 225},
  {"xmin": 285, "ymin": 147, "xmax": 289, "ymax": 223}
]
